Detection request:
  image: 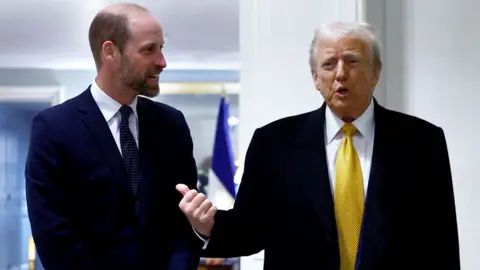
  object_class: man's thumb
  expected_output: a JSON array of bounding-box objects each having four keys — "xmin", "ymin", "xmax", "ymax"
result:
[{"xmin": 176, "ymin": 184, "xmax": 190, "ymax": 196}]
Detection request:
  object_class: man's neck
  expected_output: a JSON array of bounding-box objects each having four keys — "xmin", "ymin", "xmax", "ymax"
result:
[
  {"xmin": 331, "ymin": 98, "xmax": 372, "ymax": 123},
  {"xmin": 341, "ymin": 116, "xmax": 355, "ymax": 123},
  {"xmin": 95, "ymin": 76, "xmax": 136, "ymax": 105}
]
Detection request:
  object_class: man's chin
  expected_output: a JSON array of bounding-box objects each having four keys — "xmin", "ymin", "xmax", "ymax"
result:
[
  {"xmin": 327, "ymin": 99, "xmax": 355, "ymax": 116},
  {"xmin": 138, "ymin": 86, "xmax": 160, "ymax": 98},
  {"xmin": 329, "ymin": 97, "xmax": 351, "ymax": 108}
]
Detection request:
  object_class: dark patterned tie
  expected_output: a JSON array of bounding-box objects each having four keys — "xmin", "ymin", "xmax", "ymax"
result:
[{"xmin": 119, "ymin": 105, "xmax": 140, "ymax": 213}]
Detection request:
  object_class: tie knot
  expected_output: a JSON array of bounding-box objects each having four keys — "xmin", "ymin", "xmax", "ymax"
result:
[
  {"xmin": 119, "ymin": 105, "xmax": 133, "ymax": 122},
  {"xmin": 341, "ymin": 123, "xmax": 357, "ymax": 137}
]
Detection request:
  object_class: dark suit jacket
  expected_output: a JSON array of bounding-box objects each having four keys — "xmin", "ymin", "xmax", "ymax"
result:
[
  {"xmin": 25, "ymin": 87, "xmax": 203, "ymax": 270},
  {"xmin": 202, "ymin": 100, "xmax": 460, "ymax": 270}
]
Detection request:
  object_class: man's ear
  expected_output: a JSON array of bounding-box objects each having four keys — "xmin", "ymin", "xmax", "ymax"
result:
[
  {"xmin": 102, "ymin": 41, "xmax": 118, "ymax": 61},
  {"xmin": 371, "ymin": 63, "xmax": 382, "ymax": 88},
  {"xmin": 311, "ymin": 69, "xmax": 320, "ymax": 89}
]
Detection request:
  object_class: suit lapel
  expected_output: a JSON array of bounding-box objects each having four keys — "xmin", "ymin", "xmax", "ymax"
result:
[
  {"xmin": 136, "ymin": 98, "xmax": 170, "ymax": 231},
  {"xmin": 77, "ymin": 88, "xmax": 135, "ymax": 206},
  {"xmin": 136, "ymin": 98, "xmax": 155, "ymax": 230},
  {"xmin": 358, "ymin": 100, "xmax": 393, "ymax": 268},
  {"xmin": 295, "ymin": 104, "xmax": 338, "ymax": 244}
]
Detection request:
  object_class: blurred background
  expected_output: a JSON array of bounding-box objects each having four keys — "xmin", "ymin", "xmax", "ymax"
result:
[{"xmin": 1, "ymin": 0, "xmax": 480, "ymax": 269}]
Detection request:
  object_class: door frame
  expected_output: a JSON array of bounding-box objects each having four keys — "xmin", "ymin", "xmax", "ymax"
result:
[{"xmin": 0, "ymin": 86, "xmax": 63, "ymax": 106}]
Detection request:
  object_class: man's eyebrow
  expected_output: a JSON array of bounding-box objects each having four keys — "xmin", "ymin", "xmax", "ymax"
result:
[{"xmin": 342, "ymin": 51, "xmax": 362, "ymax": 58}]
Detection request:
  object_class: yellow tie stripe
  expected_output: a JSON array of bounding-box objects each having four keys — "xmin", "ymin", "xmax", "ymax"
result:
[{"xmin": 334, "ymin": 123, "xmax": 364, "ymax": 270}]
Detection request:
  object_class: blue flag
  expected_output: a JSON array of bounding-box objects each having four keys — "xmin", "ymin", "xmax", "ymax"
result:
[{"xmin": 210, "ymin": 96, "xmax": 236, "ymax": 198}]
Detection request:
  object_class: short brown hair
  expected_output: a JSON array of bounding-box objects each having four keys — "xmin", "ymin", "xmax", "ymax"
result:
[
  {"xmin": 88, "ymin": 12, "xmax": 130, "ymax": 69},
  {"xmin": 88, "ymin": 4, "xmax": 149, "ymax": 69}
]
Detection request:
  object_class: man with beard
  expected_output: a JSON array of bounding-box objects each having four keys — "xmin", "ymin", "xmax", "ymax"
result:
[{"xmin": 25, "ymin": 3, "xmax": 205, "ymax": 270}]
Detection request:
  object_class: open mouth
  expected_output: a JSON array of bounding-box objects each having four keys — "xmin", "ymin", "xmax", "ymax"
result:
[{"xmin": 336, "ymin": 86, "xmax": 349, "ymax": 95}]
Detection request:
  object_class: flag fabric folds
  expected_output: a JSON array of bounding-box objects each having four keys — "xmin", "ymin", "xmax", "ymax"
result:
[{"xmin": 207, "ymin": 96, "xmax": 236, "ymax": 209}]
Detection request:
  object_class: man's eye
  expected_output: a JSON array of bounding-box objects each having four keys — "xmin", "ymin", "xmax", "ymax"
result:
[{"xmin": 322, "ymin": 62, "xmax": 334, "ymax": 69}]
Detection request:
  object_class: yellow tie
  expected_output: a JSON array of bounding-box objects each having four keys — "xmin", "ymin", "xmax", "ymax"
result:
[{"xmin": 334, "ymin": 123, "xmax": 364, "ymax": 270}]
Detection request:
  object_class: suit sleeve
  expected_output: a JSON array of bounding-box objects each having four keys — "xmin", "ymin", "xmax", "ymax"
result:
[
  {"xmin": 168, "ymin": 111, "xmax": 204, "ymax": 270},
  {"xmin": 426, "ymin": 127, "xmax": 460, "ymax": 269},
  {"xmin": 201, "ymin": 127, "xmax": 269, "ymax": 258},
  {"xmin": 25, "ymin": 114, "xmax": 96, "ymax": 270}
]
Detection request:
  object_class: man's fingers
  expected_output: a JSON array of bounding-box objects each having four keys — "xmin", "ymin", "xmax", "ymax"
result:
[
  {"xmin": 182, "ymin": 192, "xmax": 208, "ymax": 216},
  {"xmin": 176, "ymin": 185, "xmax": 215, "ymax": 224},
  {"xmin": 175, "ymin": 185, "xmax": 215, "ymax": 236},
  {"xmin": 176, "ymin": 184, "xmax": 190, "ymax": 196},
  {"xmin": 199, "ymin": 203, "xmax": 216, "ymax": 224},
  {"xmin": 178, "ymin": 189, "xmax": 198, "ymax": 211},
  {"xmin": 190, "ymin": 192, "xmax": 207, "ymax": 207},
  {"xmin": 186, "ymin": 193, "xmax": 207, "ymax": 216},
  {"xmin": 194, "ymin": 198, "xmax": 213, "ymax": 218},
  {"xmin": 183, "ymin": 189, "xmax": 199, "ymax": 202},
  {"xmin": 204, "ymin": 206, "xmax": 217, "ymax": 220}
]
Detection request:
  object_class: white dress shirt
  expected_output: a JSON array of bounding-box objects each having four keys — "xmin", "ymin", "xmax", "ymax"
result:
[
  {"xmin": 324, "ymin": 99, "xmax": 375, "ymax": 195},
  {"xmin": 90, "ymin": 80, "xmax": 139, "ymax": 154},
  {"xmin": 90, "ymin": 80, "xmax": 209, "ymax": 247}
]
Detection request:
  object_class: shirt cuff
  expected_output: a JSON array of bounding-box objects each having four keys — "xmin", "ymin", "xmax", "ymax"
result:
[{"xmin": 192, "ymin": 227, "xmax": 210, "ymax": 249}]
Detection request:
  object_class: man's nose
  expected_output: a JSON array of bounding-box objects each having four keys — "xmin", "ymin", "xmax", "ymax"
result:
[
  {"xmin": 155, "ymin": 52, "xmax": 167, "ymax": 69},
  {"xmin": 335, "ymin": 61, "xmax": 347, "ymax": 81}
]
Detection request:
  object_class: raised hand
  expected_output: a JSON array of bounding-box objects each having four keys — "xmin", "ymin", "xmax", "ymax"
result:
[{"xmin": 176, "ymin": 184, "xmax": 216, "ymax": 237}]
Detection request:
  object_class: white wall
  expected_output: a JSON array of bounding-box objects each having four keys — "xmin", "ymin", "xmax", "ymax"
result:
[{"xmin": 383, "ymin": 1, "xmax": 480, "ymax": 269}]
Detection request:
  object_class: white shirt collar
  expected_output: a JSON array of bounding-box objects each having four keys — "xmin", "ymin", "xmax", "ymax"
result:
[
  {"xmin": 90, "ymin": 79, "xmax": 138, "ymax": 122},
  {"xmin": 325, "ymin": 98, "xmax": 375, "ymax": 144}
]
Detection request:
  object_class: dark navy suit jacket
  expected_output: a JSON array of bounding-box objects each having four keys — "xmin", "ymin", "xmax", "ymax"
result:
[{"xmin": 25, "ymin": 87, "xmax": 203, "ymax": 270}]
